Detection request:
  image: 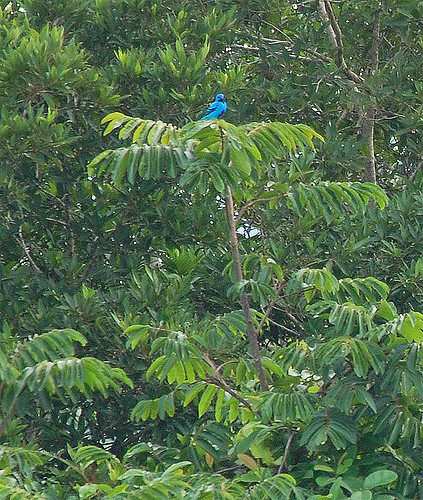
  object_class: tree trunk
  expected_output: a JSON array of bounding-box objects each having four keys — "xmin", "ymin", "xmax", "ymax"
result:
[
  {"xmin": 360, "ymin": 107, "xmax": 377, "ymax": 184},
  {"xmin": 317, "ymin": 0, "xmax": 384, "ymax": 184},
  {"xmin": 360, "ymin": 2, "xmax": 384, "ymax": 184}
]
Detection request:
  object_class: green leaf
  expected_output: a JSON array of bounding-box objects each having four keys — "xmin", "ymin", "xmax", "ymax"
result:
[
  {"xmin": 215, "ymin": 388, "xmax": 226, "ymax": 421},
  {"xmin": 356, "ymin": 386, "xmax": 377, "ymax": 413},
  {"xmin": 399, "ymin": 312, "xmax": 423, "ymax": 342},
  {"xmin": 184, "ymin": 382, "xmax": 206, "ymax": 407},
  {"xmin": 350, "ymin": 492, "xmax": 372, "ymax": 500},
  {"xmin": 209, "ymin": 167, "xmax": 226, "ymax": 193},
  {"xmin": 363, "ymin": 470, "xmax": 398, "ymax": 490},
  {"xmin": 198, "ymin": 384, "xmax": 218, "ymax": 417},
  {"xmin": 146, "ymin": 355, "xmax": 167, "ymax": 380},
  {"xmin": 72, "ymin": 445, "xmax": 116, "ymax": 466},
  {"xmin": 234, "ymin": 429, "xmax": 260, "ymax": 455},
  {"xmin": 124, "ymin": 324, "xmax": 152, "ymax": 349}
]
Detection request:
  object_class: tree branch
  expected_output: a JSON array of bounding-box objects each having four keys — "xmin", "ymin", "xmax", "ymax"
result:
[
  {"xmin": 277, "ymin": 429, "xmax": 296, "ymax": 474},
  {"xmin": 202, "ymin": 356, "xmax": 254, "ymax": 412},
  {"xmin": 267, "ymin": 316, "xmax": 299, "ymax": 337},
  {"xmin": 256, "ymin": 281, "xmax": 285, "ymax": 337},
  {"xmin": 75, "ymin": 244, "xmax": 100, "ymax": 289},
  {"xmin": 15, "ymin": 226, "xmax": 42, "ymax": 274},
  {"xmin": 235, "ymin": 195, "xmax": 281, "ymax": 225},
  {"xmin": 323, "ymin": 0, "xmax": 344, "ymax": 48},
  {"xmin": 317, "ymin": 0, "xmax": 364, "ymax": 84},
  {"xmin": 317, "ymin": 0, "xmax": 341, "ymax": 61},
  {"xmin": 39, "ymin": 186, "xmax": 76, "ymax": 259},
  {"xmin": 225, "ymin": 187, "xmax": 269, "ymax": 391}
]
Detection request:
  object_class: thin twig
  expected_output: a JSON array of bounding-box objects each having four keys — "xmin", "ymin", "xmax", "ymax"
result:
[
  {"xmin": 256, "ymin": 281, "xmax": 285, "ymax": 337},
  {"xmin": 75, "ymin": 244, "xmax": 99, "ymax": 289},
  {"xmin": 277, "ymin": 429, "xmax": 296, "ymax": 474},
  {"xmin": 207, "ymin": 376, "xmax": 253, "ymax": 411},
  {"xmin": 202, "ymin": 354, "xmax": 253, "ymax": 411},
  {"xmin": 39, "ymin": 187, "xmax": 76, "ymax": 257},
  {"xmin": 336, "ymin": 108, "xmax": 351, "ymax": 128},
  {"xmin": 16, "ymin": 226, "xmax": 42, "ymax": 273},
  {"xmin": 266, "ymin": 317, "xmax": 299, "ymax": 336},
  {"xmin": 236, "ymin": 196, "xmax": 281, "ymax": 225}
]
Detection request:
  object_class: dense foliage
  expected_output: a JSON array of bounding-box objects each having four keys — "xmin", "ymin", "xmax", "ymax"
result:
[{"xmin": 1, "ymin": 1, "xmax": 423, "ymax": 498}]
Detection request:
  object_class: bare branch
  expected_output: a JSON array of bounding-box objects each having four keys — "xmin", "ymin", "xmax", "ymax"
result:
[
  {"xmin": 277, "ymin": 429, "xmax": 296, "ymax": 474},
  {"xmin": 16, "ymin": 226, "xmax": 42, "ymax": 274},
  {"xmin": 336, "ymin": 107, "xmax": 351, "ymax": 128},
  {"xmin": 267, "ymin": 317, "xmax": 299, "ymax": 337},
  {"xmin": 304, "ymin": 47, "xmax": 332, "ymax": 64},
  {"xmin": 236, "ymin": 195, "xmax": 281, "ymax": 225},
  {"xmin": 256, "ymin": 281, "xmax": 285, "ymax": 337},
  {"xmin": 317, "ymin": 0, "xmax": 341, "ymax": 56},
  {"xmin": 324, "ymin": 0, "xmax": 344, "ymax": 49},
  {"xmin": 202, "ymin": 354, "xmax": 253, "ymax": 411},
  {"xmin": 75, "ymin": 244, "xmax": 100, "ymax": 289},
  {"xmin": 317, "ymin": 0, "xmax": 364, "ymax": 84},
  {"xmin": 359, "ymin": 2, "xmax": 385, "ymax": 183},
  {"xmin": 225, "ymin": 186, "xmax": 269, "ymax": 391}
]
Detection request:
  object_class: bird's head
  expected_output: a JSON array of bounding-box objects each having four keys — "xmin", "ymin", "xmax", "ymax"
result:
[{"xmin": 216, "ymin": 93, "xmax": 225, "ymax": 101}]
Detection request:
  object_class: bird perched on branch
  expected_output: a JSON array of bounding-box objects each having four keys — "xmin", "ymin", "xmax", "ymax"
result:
[{"xmin": 201, "ymin": 93, "xmax": 227, "ymax": 119}]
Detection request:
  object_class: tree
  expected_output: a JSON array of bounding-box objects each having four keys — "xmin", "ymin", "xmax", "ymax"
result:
[
  {"xmin": 1, "ymin": 1, "xmax": 423, "ymax": 498},
  {"xmin": 82, "ymin": 112, "xmax": 423, "ymax": 498},
  {"xmin": 226, "ymin": 0, "xmax": 423, "ymax": 184}
]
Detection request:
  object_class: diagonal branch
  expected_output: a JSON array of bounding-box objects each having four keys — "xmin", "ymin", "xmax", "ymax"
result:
[
  {"xmin": 323, "ymin": 0, "xmax": 343, "ymax": 48},
  {"xmin": 277, "ymin": 429, "xmax": 296, "ymax": 474},
  {"xmin": 317, "ymin": 0, "xmax": 364, "ymax": 84},
  {"xmin": 317, "ymin": 0, "xmax": 341, "ymax": 61},
  {"xmin": 203, "ymin": 354, "xmax": 253, "ymax": 411},
  {"xmin": 225, "ymin": 186, "xmax": 269, "ymax": 391},
  {"xmin": 15, "ymin": 226, "xmax": 42, "ymax": 274},
  {"xmin": 317, "ymin": 0, "xmax": 386, "ymax": 184},
  {"xmin": 235, "ymin": 195, "xmax": 281, "ymax": 225},
  {"xmin": 256, "ymin": 281, "xmax": 285, "ymax": 337}
]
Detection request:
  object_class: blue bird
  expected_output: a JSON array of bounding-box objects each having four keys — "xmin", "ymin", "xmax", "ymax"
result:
[{"xmin": 201, "ymin": 93, "xmax": 227, "ymax": 119}]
